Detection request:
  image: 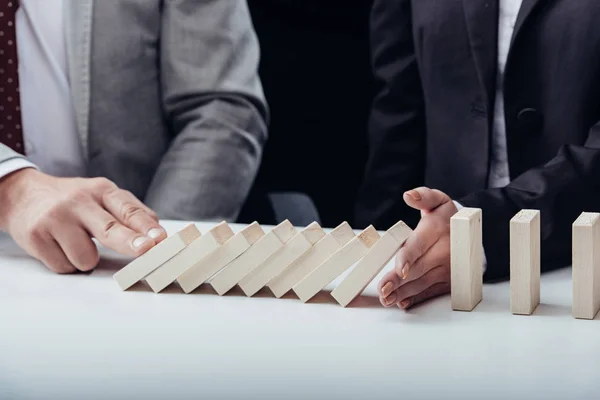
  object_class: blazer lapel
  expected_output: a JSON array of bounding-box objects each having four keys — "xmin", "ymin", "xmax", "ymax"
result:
[
  {"xmin": 64, "ymin": 0, "xmax": 94, "ymax": 161},
  {"xmin": 461, "ymin": 0, "xmax": 499, "ymax": 120},
  {"xmin": 511, "ymin": 0, "xmax": 542, "ymax": 45}
]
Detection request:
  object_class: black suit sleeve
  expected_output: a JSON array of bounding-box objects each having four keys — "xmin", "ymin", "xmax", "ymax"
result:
[
  {"xmin": 460, "ymin": 124, "xmax": 600, "ymax": 281},
  {"xmin": 354, "ymin": 0, "xmax": 426, "ymax": 230}
]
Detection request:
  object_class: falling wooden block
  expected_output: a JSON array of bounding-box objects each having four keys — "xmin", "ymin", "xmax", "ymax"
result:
[
  {"xmin": 293, "ymin": 226, "xmax": 380, "ymax": 303},
  {"xmin": 450, "ymin": 208, "xmax": 483, "ymax": 311},
  {"xmin": 267, "ymin": 222, "xmax": 356, "ymax": 298},
  {"xmin": 572, "ymin": 212, "xmax": 600, "ymax": 320},
  {"xmin": 331, "ymin": 220, "xmax": 412, "ymax": 307},
  {"xmin": 238, "ymin": 222, "xmax": 326, "ymax": 297},
  {"xmin": 113, "ymin": 224, "xmax": 200, "ymax": 291},
  {"xmin": 210, "ymin": 220, "xmax": 297, "ymax": 295},
  {"xmin": 177, "ymin": 222, "xmax": 265, "ymax": 294},
  {"xmin": 144, "ymin": 222, "xmax": 234, "ymax": 293},
  {"xmin": 510, "ymin": 210, "xmax": 540, "ymax": 315}
]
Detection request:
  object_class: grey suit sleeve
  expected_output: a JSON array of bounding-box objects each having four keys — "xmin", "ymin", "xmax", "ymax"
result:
[{"xmin": 143, "ymin": 0, "xmax": 268, "ymax": 222}]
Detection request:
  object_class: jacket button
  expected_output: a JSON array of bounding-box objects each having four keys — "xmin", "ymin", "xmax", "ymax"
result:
[{"xmin": 517, "ymin": 108, "xmax": 542, "ymax": 133}]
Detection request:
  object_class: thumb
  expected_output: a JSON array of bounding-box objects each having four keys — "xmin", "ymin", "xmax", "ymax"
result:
[{"xmin": 403, "ymin": 187, "xmax": 451, "ymax": 212}]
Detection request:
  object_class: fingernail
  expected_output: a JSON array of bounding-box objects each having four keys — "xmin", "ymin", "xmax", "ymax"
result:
[
  {"xmin": 147, "ymin": 228, "xmax": 164, "ymax": 240},
  {"xmin": 132, "ymin": 236, "xmax": 150, "ymax": 249},
  {"xmin": 400, "ymin": 299, "xmax": 411, "ymax": 309},
  {"xmin": 382, "ymin": 282, "xmax": 393, "ymax": 297},
  {"xmin": 385, "ymin": 293, "xmax": 398, "ymax": 306},
  {"xmin": 404, "ymin": 190, "xmax": 422, "ymax": 201},
  {"xmin": 401, "ymin": 262, "xmax": 409, "ymax": 279}
]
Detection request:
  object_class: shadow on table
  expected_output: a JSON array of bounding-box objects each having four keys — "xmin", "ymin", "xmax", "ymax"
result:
[
  {"xmin": 344, "ymin": 294, "xmax": 383, "ymax": 309},
  {"xmin": 124, "ymin": 280, "xmax": 386, "ymax": 309},
  {"xmin": 532, "ymin": 303, "xmax": 571, "ymax": 317},
  {"xmin": 219, "ymin": 286, "xmax": 385, "ymax": 309},
  {"xmin": 474, "ymin": 300, "xmax": 571, "ymax": 318},
  {"xmin": 97, "ymin": 256, "xmax": 129, "ymax": 272},
  {"xmin": 301, "ymin": 290, "xmax": 384, "ymax": 309},
  {"xmin": 383, "ymin": 294, "xmax": 573, "ymax": 324}
]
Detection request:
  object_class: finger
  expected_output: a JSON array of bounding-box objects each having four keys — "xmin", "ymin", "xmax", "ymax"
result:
[
  {"xmin": 403, "ymin": 187, "xmax": 451, "ymax": 213},
  {"xmin": 51, "ymin": 224, "xmax": 100, "ymax": 272},
  {"xmin": 379, "ymin": 269, "xmax": 402, "ymax": 306},
  {"xmin": 76, "ymin": 203, "xmax": 156, "ymax": 257},
  {"xmin": 87, "ymin": 178, "xmax": 160, "ymax": 221},
  {"xmin": 378, "ymin": 228, "xmax": 437, "ymax": 301},
  {"xmin": 29, "ymin": 234, "xmax": 77, "ymax": 274},
  {"xmin": 400, "ymin": 236, "xmax": 449, "ymax": 285},
  {"xmin": 122, "ymin": 190, "xmax": 160, "ymax": 222},
  {"xmin": 101, "ymin": 189, "xmax": 166, "ymax": 242},
  {"xmin": 379, "ymin": 218, "xmax": 441, "ymax": 299},
  {"xmin": 381, "ymin": 242, "xmax": 446, "ymax": 306},
  {"xmin": 396, "ymin": 219, "xmax": 440, "ymax": 274},
  {"xmin": 398, "ymin": 282, "xmax": 451, "ymax": 310},
  {"xmin": 388, "ymin": 265, "xmax": 450, "ymax": 307}
]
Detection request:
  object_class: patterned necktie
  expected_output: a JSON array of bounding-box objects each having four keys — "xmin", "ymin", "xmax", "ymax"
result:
[{"xmin": 0, "ymin": 0, "xmax": 24, "ymax": 154}]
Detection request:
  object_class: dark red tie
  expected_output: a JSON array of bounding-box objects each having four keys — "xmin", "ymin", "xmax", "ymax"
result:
[{"xmin": 0, "ymin": 0, "xmax": 24, "ymax": 155}]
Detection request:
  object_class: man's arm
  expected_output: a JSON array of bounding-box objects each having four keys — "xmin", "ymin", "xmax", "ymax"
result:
[
  {"xmin": 377, "ymin": 126, "xmax": 600, "ymax": 309},
  {"xmin": 459, "ymin": 123, "xmax": 600, "ymax": 280},
  {"xmin": 354, "ymin": 0, "xmax": 426, "ymax": 230},
  {"xmin": 0, "ymin": 141, "xmax": 168, "ymax": 273},
  {"xmin": 144, "ymin": 0, "xmax": 268, "ymax": 222}
]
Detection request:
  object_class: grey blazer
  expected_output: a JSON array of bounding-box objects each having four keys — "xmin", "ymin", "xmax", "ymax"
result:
[{"xmin": 0, "ymin": 0, "xmax": 268, "ymax": 222}]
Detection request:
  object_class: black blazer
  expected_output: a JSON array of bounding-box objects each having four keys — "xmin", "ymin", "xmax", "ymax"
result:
[{"xmin": 355, "ymin": 0, "xmax": 600, "ymax": 281}]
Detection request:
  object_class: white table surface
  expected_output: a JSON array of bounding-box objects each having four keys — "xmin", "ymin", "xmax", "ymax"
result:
[{"xmin": 0, "ymin": 219, "xmax": 599, "ymax": 400}]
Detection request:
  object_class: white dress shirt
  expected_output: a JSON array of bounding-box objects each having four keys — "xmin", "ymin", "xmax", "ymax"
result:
[
  {"xmin": 1, "ymin": 0, "xmax": 85, "ymax": 180},
  {"xmin": 454, "ymin": 0, "xmax": 523, "ymax": 270},
  {"xmin": 489, "ymin": 0, "xmax": 523, "ymax": 188}
]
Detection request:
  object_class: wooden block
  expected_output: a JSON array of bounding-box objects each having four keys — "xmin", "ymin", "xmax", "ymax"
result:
[
  {"xmin": 238, "ymin": 222, "xmax": 326, "ymax": 297},
  {"xmin": 510, "ymin": 210, "xmax": 540, "ymax": 315},
  {"xmin": 144, "ymin": 222, "xmax": 234, "ymax": 293},
  {"xmin": 331, "ymin": 220, "xmax": 412, "ymax": 307},
  {"xmin": 210, "ymin": 220, "xmax": 297, "ymax": 295},
  {"xmin": 572, "ymin": 212, "xmax": 600, "ymax": 320},
  {"xmin": 113, "ymin": 224, "xmax": 200, "ymax": 291},
  {"xmin": 177, "ymin": 222, "xmax": 265, "ymax": 294},
  {"xmin": 293, "ymin": 226, "xmax": 380, "ymax": 303},
  {"xmin": 267, "ymin": 222, "xmax": 356, "ymax": 298},
  {"xmin": 450, "ymin": 208, "xmax": 483, "ymax": 311}
]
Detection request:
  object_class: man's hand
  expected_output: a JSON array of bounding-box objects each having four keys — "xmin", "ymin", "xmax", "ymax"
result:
[
  {"xmin": 378, "ymin": 187, "xmax": 457, "ymax": 309},
  {"xmin": 0, "ymin": 169, "xmax": 167, "ymax": 273}
]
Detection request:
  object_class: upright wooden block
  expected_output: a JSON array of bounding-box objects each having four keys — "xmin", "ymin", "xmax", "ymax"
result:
[
  {"xmin": 238, "ymin": 222, "xmax": 326, "ymax": 297},
  {"xmin": 176, "ymin": 222, "xmax": 265, "ymax": 294},
  {"xmin": 113, "ymin": 224, "xmax": 200, "ymax": 291},
  {"xmin": 210, "ymin": 220, "xmax": 297, "ymax": 295},
  {"xmin": 293, "ymin": 226, "xmax": 380, "ymax": 303},
  {"xmin": 572, "ymin": 212, "xmax": 600, "ymax": 320},
  {"xmin": 450, "ymin": 208, "xmax": 483, "ymax": 311},
  {"xmin": 267, "ymin": 222, "xmax": 356, "ymax": 298},
  {"xmin": 144, "ymin": 222, "xmax": 234, "ymax": 293},
  {"xmin": 331, "ymin": 221, "xmax": 412, "ymax": 307},
  {"xmin": 510, "ymin": 210, "xmax": 540, "ymax": 315}
]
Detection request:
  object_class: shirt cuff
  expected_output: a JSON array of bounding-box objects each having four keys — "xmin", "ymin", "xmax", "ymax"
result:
[
  {"xmin": 0, "ymin": 158, "xmax": 38, "ymax": 181},
  {"xmin": 453, "ymin": 200, "xmax": 487, "ymax": 274}
]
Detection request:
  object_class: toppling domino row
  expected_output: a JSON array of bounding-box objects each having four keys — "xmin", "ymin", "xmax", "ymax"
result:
[
  {"xmin": 113, "ymin": 207, "xmax": 600, "ymax": 317},
  {"xmin": 113, "ymin": 219, "xmax": 413, "ymax": 307},
  {"xmin": 451, "ymin": 208, "xmax": 600, "ymax": 320}
]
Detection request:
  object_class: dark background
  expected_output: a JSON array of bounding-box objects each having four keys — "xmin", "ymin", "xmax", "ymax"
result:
[{"xmin": 239, "ymin": 0, "xmax": 375, "ymax": 228}]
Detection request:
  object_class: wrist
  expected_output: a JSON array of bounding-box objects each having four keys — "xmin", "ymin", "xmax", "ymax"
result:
[{"xmin": 0, "ymin": 168, "xmax": 40, "ymax": 229}]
